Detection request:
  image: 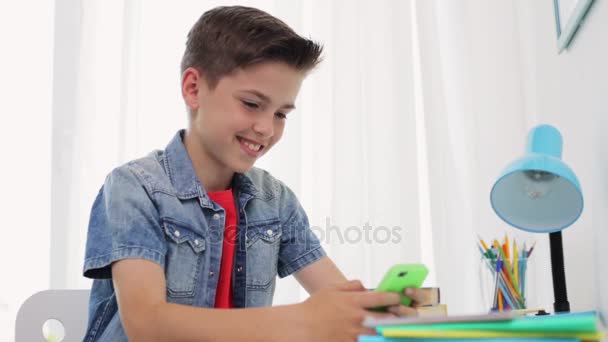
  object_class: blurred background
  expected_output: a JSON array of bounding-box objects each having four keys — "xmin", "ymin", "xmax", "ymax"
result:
[{"xmin": 1, "ymin": 0, "xmax": 607, "ymax": 340}]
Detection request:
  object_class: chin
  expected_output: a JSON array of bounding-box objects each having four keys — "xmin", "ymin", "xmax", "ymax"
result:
[{"xmin": 231, "ymin": 161, "xmax": 256, "ymax": 174}]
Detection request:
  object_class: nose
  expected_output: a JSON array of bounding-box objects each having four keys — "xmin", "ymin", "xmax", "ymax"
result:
[{"xmin": 252, "ymin": 112, "xmax": 274, "ymax": 139}]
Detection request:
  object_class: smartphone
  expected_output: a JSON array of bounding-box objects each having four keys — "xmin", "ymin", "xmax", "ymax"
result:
[{"xmin": 374, "ymin": 264, "xmax": 429, "ymax": 309}]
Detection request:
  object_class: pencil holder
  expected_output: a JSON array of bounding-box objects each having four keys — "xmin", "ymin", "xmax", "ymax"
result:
[{"xmin": 477, "ymin": 237, "xmax": 535, "ymax": 312}]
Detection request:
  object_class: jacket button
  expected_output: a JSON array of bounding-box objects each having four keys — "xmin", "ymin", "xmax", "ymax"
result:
[
  {"xmin": 237, "ymin": 266, "xmax": 243, "ymax": 273},
  {"xmin": 209, "ymin": 271, "xmax": 214, "ymax": 277},
  {"xmin": 174, "ymin": 230, "xmax": 180, "ymax": 237},
  {"xmin": 213, "ymin": 213, "xmax": 220, "ymax": 220},
  {"xmin": 194, "ymin": 239, "xmax": 200, "ymax": 245},
  {"xmin": 266, "ymin": 229, "xmax": 273, "ymax": 236}
]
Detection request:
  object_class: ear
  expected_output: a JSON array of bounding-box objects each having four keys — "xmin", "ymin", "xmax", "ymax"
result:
[{"xmin": 182, "ymin": 67, "xmax": 203, "ymax": 111}]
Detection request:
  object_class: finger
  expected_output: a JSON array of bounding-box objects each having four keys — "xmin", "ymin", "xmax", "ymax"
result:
[
  {"xmin": 356, "ymin": 290, "xmax": 401, "ymax": 308},
  {"xmin": 387, "ymin": 304, "xmax": 419, "ymax": 317},
  {"xmin": 363, "ymin": 310, "xmax": 396, "ymax": 320},
  {"xmin": 333, "ymin": 279, "xmax": 366, "ymax": 292},
  {"xmin": 404, "ymin": 287, "xmax": 428, "ymax": 306},
  {"xmin": 356, "ymin": 327, "xmax": 379, "ymax": 336}
]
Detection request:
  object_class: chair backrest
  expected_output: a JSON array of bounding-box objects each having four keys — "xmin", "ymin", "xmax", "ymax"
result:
[{"xmin": 15, "ymin": 289, "xmax": 90, "ymax": 342}]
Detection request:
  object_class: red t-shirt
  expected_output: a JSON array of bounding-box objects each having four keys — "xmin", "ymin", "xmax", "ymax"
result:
[{"xmin": 207, "ymin": 189, "xmax": 238, "ymax": 308}]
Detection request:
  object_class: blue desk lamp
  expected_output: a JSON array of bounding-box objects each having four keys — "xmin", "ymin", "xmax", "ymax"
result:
[{"xmin": 490, "ymin": 124, "xmax": 583, "ymax": 313}]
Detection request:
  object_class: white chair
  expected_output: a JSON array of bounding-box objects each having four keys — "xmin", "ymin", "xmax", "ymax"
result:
[{"xmin": 15, "ymin": 289, "xmax": 90, "ymax": 342}]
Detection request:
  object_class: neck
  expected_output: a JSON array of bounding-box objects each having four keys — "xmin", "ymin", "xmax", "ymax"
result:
[{"xmin": 183, "ymin": 130, "xmax": 233, "ymax": 192}]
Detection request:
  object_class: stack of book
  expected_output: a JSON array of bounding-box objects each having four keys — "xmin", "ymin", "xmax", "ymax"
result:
[
  {"xmin": 359, "ymin": 311, "xmax": 605, "ymax": 342},
  {"xmin": 414, "ymin": 287, "xmax": 445, "ymax": 317}
]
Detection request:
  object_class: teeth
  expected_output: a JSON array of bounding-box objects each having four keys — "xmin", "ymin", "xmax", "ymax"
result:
[{"xmin": 241, "ymin": 139, "xmax": 261, "ymax": 152}]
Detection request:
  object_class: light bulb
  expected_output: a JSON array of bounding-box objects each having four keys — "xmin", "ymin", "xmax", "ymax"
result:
[{"xmin": 522, "ymin": 170, "xmax": 558, "ymax": 200}]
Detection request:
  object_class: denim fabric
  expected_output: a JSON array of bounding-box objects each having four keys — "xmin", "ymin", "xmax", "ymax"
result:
[{"xmin": 82, "ymin": 130, "xmax": 325, "ymax": 341}]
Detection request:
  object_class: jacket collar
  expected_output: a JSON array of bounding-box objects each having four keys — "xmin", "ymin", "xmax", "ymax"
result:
[{"xmin": 163, "ymin": 130, "xmax": 258, "ymax": 201}]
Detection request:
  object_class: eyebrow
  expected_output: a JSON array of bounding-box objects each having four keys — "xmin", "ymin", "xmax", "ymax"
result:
[{"xmin": 241, "ymin": 89, "xmax": 296, "ymax": 110}]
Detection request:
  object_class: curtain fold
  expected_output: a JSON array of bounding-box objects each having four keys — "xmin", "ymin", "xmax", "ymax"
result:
[
  {"xmin": 275, "ymin": 0, "xmax": 425, "ymax": 303},
  {"xmin": 415, "ymin": 0, "xmax": 551, "ymax": 313}
]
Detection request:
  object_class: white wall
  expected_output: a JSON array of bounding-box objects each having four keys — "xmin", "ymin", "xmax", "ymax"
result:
[
  {"xmin": 514, "ymin": 0, "xmax": 608, "ymax": 314},
  {"xmin": 0, "ymin": 1, "xmax": 55, "ymax": 341}
]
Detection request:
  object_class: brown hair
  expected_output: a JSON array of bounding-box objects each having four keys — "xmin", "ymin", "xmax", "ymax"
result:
[{"xmin": 181, "ymin": 6, "xmax": 323, "ymax": 89}]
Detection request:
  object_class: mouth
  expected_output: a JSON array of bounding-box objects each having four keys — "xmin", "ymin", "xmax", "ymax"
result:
[{"xmin": 237, "ymin": 136, "xmax": 265, "ymax": 157}]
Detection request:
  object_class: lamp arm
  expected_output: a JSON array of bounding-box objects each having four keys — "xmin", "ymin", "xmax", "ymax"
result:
[{"xmin": 549, "ymin": 231, "xmax": 570, "ymax": 313}]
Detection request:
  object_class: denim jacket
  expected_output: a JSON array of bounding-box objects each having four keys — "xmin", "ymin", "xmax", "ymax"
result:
[{"xmin": 82, "ymin": 130, "xmax": 326, "ymax": 341}]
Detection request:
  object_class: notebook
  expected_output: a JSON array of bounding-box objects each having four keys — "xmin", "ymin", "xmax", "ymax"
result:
[
  {"xmin": 363, "ymin": 310, "xmax": 516, "ymax": 328},
  {"xmin": 373, "ymin": 311, "xmax": 604, "ymax": 341}
]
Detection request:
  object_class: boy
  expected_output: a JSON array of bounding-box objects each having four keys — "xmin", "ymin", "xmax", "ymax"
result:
[{"xmin": 83, "ymin": 6, "xmax": 424, "ymax": 341}]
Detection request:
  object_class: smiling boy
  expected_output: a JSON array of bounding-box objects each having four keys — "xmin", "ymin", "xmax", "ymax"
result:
[{"xmin": 82, "ymin": 6, "xmax": 423, "ymax": 341}]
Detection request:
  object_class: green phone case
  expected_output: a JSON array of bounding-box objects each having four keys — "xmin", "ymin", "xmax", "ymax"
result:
[{"xmin": 375, "ymin": 264, "xmax": 429, "ymax": 307}]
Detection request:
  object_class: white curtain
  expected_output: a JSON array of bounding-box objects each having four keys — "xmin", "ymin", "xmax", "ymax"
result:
[
  {"xmin": 258, "ymin": 0, "xmax": 429, "ymax": 303},
  {"xmin": 415, "ymin": 0, "xmax": 553, "ymax": 313},
  {"xmin": 0, "ymin": 1, "xmax": 54, "ymax": 340},
  {"xmin": 52, "ymin": 0, "xmax": 433, "ymax": 307}
]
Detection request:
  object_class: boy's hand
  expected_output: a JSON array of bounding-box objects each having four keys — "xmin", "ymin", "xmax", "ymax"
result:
[
  {"xmin": 295, "ymin": 279, "xmax": 400, "ymax": 342},
  {"xmin": 385, "ymin": 287, "xmax": 428, "ymax": 317}
]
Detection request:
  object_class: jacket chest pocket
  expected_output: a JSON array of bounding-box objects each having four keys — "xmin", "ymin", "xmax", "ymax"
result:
[
  {"xmin": 245, "ymin": 221, "xmax": 282, "ymax": 290},
  {"xmin": 163, "ymin": 220, "xmax": 206, "ymax": 299}
]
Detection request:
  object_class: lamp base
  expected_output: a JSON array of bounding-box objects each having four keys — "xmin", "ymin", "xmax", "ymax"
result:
[{"xmin": 549, "ymin": 231, "xmax": 570, "ymax": 313}]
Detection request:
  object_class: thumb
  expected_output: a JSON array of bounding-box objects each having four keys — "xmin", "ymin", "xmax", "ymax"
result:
[{"xmin": 333, "ymin": 279, "xmax": 367, "ymax": 291}]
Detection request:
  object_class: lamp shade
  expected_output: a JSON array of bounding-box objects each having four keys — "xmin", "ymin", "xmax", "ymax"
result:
[{"xmin": 490, "ymin": 125, "xmax": 583, "ymax": 233}]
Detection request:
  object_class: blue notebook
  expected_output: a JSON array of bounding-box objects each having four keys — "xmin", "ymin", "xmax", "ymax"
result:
[{"xmin": 358, "ymin": 336, "xmax": 578, "ymax": 342}]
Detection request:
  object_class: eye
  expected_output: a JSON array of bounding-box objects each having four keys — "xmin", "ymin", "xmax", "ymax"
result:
[
  {"xmin": 275, "ymin": 112, "xmax": 287, "ymax": 120},
  {"xmin": 242, "ymin": 100, "xmax": 259, "ymax": 110}
]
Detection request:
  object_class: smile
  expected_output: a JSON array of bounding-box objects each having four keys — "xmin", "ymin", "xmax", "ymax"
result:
[{"xmin": 237, "ymin": 136, "xmax": 265, "ymax": 156}]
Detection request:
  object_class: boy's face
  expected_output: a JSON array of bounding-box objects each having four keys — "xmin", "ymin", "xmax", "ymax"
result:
[{"xmin": 183, "ymin": 61, "xmax": 305, "ymax": 174}]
